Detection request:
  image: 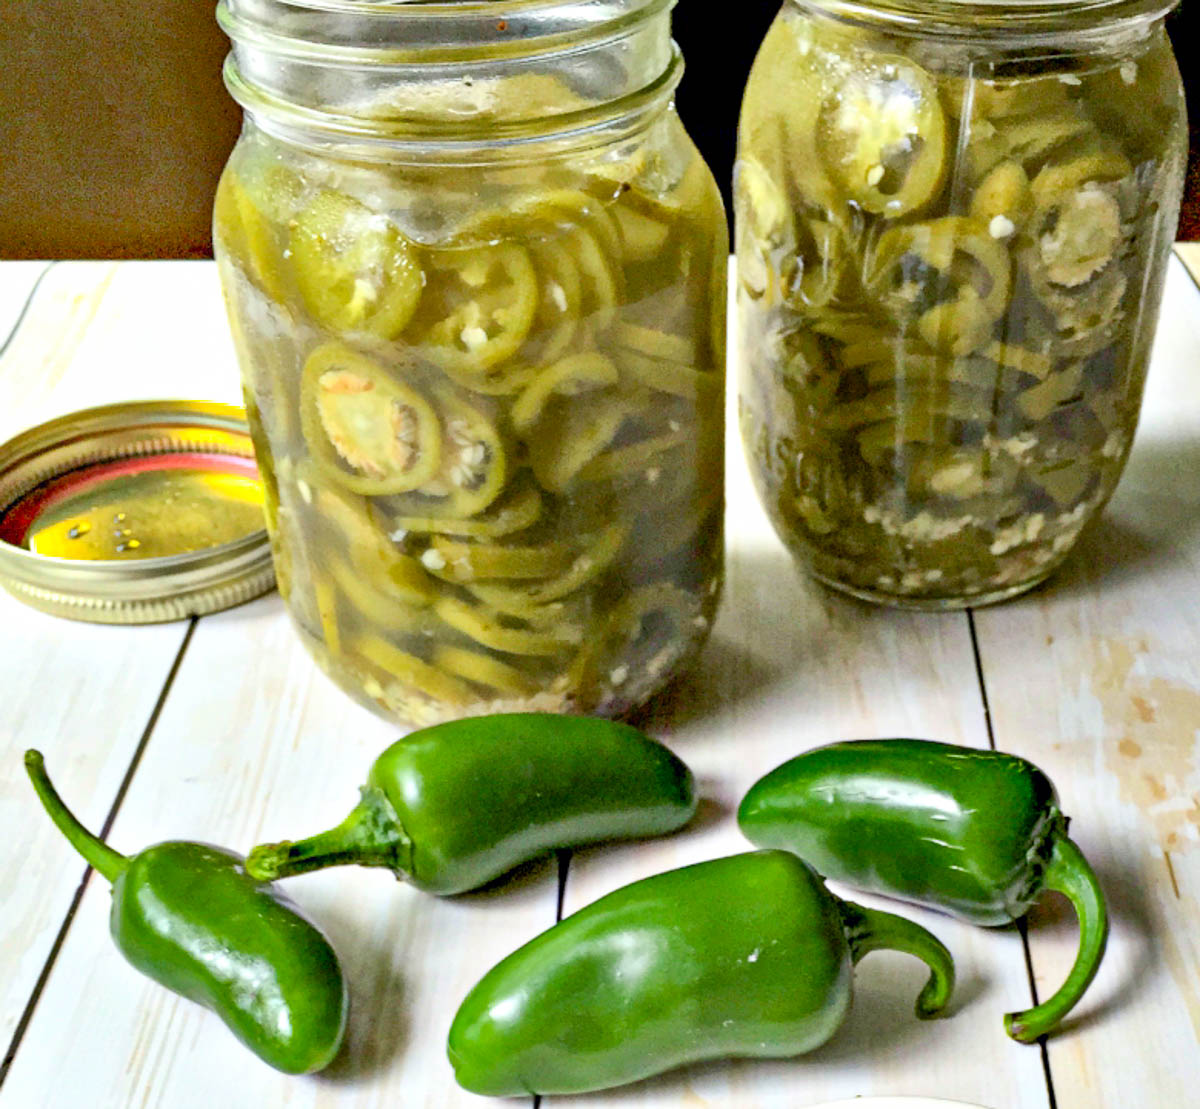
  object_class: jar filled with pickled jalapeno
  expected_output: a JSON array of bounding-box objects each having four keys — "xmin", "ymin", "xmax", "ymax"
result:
[
  {"xmin": 214, "ymin": 0, "xmax": 727, "ymax": 724},
  {"xmin": 735, "ymin": 0, "xmax": 1186, "ymax": 608}
]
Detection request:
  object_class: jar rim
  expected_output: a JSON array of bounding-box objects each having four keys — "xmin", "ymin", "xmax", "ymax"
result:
[
  {"xmin": 219, "ymin": 0, "xmax": 683, "ymax": 153},
  {"xmin": 221, "ymin": 44, "xmax": 684, "ymax": 158},
  {"xmin": 790, "ymin": 0, "xmax": 1176, "ymax": 38},
  {"xmin": 220, "ymin": 0, "xmax": 676, "ymax": 66},
  {"xmin": 250, "ymin": 0, "xmax": 646, "ymax": 13}
]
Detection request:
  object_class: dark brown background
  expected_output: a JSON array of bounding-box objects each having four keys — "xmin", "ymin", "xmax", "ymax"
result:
[
  {"xmin": 0, "ymin": 0, "xmax": 1195, "ymax": 259},
  {"xmin": 1, "ymin": 2, "xmax": 241, "ymax": 259}
]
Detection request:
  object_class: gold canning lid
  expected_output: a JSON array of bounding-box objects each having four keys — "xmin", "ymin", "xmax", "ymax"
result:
[{"xmin": 0, "ymin": 400, "xmax": 275, "ymax": 624}]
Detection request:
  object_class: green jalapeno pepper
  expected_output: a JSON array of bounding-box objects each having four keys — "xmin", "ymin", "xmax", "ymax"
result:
[
  {"xmin": 376, "ymin": 481, "xmax": 543, "ymax": 540},
  {"xmin": 408, "ymin": 242, "xmax": 539, "ymax": 372},
  {"xmin": 420, "ymin": 389, "xmax": 510, "ymax": 517},
  {"xmin": 737, "ymin": 738, "xmax": 1108, "ymax": 1043},
  {"xmin": 568, "ymin": 581, "xmax": 701, "ymax": 711},
  {"xmin": 299, "ymin": 342, "xmax": 442, "ymax": 496},
  {"xmin": 25, "ymin": 751, "xmax": 348, "ymax": 1074},
  {"xmin": 867, "ymin": 217, "xmax": 1012, "ymax": 356},
  {"xmin": 245, "ymin": 714, "xmax": 696, "ymax": 895},
  {"xmin": 447, "ymin": 849, "xmax": 954, "ymax": 1096},
  {"xmin": 290, "ymin": 189, "xmax": 424, "ymax": 338},
  {"xmin": 213, "ymin": 164, "xmax": 299, "ymax": 304},
  {"xmin": 817, "ymin": 53, "xmax": 948, "ymax": 218}
]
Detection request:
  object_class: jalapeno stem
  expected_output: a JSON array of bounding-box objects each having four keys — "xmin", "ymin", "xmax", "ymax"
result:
[
  {"xmin": 840, "ymin": 899, "xmax": 955, "ymax": 1020},
  {"xmin": 24, "ymin": 750, "xmax": 128, "ymax": 884},
  {"xmin": 245, "ymin": 785, "xmax": 412, "ymax": 883},
  {"xmin": 1005, "ymin": 833, "xmax": 1108, "ymax": 1044}
]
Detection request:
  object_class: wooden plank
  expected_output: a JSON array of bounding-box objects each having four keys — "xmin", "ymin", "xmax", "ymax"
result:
[
  {"xmin": 543, "ymin": 293, "xmax": 1050, "ymax": 1108},
  {"xmin": 0, "ymin": 588, "xmax": 191, "ymax": 1071},
  {"xmin": 1177, "ymin": 242, "xmax": 1200, "ymax": 286},
  {"xmin": 0, "ymin": 261, "xmax": 198, "ymax": 1068},
  {"xmin": 0, "ymin": 594, "xmax": 552, "ymax": 1108},
  {"xmin": 0, "ymin": 263, "xmax": 51, "ymax": 358},
  {"xmin": 0, "ymin": 259, "xmax": 240, "ymax": 444},
  {"xmin": 971, "ymin": 255, "xmax": 1200, "ymax": 1107}
]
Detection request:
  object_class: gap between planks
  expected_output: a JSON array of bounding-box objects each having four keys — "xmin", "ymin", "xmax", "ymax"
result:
[
  {"xmin": 967, "ymin": 608, "xmax": 1058, "ymax": 1109},
  {"xmin": 0, "ymin": 263, "xmax": 55, "ymax": 361},
  {"xmin": 0, "ymin": 618, "xmax": 199, "ymax": 1090}
]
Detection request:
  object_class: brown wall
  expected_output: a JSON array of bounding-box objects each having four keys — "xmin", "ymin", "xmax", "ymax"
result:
[
  {"xmin": 0, "ymin": 1, "xmax": 1195, "ymax": 257},
  {"xmin": 0, "ymin": 1, "xmax": 241, "ymax": 259}
]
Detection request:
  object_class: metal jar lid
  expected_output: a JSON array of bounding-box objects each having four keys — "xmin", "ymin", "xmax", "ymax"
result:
[{"xmin": 0, "ymin": 400, "xmax": 275, "ymax": 624}]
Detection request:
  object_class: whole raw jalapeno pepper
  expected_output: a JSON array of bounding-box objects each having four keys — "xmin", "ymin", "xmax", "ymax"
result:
[
  {"xmin": 737, "ymin": 738, "xmax": 1108, "ymax": 1043},
  {"xmin": 245, "ymin": 713, "xmax": 696, "ymax": 895},
  {"xmin": 447, "ymin": 849, "xmax": 954, "ymax": 1096},
  {"xmin": 24, "ymin": 751, "xmax": 347, "ymax": 1074}
]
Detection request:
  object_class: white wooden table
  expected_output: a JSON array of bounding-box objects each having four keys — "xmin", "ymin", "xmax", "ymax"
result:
[{"xmin": 1, "ymin": 252, "xmax": 1198, "ymax": 1109}]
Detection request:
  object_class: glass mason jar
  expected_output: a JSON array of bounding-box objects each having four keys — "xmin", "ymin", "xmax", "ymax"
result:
[
  {"xmin": 735, "ymin": 0, "xmax": 1186, "ymax": 608},
  {"xmin": 214, "ymin": 0, "xmax": 727, "ymax": 724}
]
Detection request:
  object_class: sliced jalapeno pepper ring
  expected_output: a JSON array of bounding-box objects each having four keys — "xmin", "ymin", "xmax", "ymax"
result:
[
  {"xmin": 969, "ymin": 160, "xmax": 1034, "ymax": 234},
  {"xmin": 564, "ymin": 224, "xmax": 623, "ymax": 332},
  {"xmin": 354, "ymin": 634, "xmax": 478, "ymax": 708},
  {"xmin": 995, "ymin": 107, "xmax": 1095, "ymax": 167},
  {"xmin": 531, "ymin": 189, "xmax": 623, "ymax": 261},
  {"xmin": 526, "ymin": 392, "xmax": 635, "ymax": 493},
  {"xmin": 510, "ymin": 352, "xmax": 620, "ymax": 433},
  {"xmin": 433, "ymin": 596, "xmax": 581, "ymax": 657},
  {"xmin": 424, "ymin": 535, "xmax": 575, "ymax": 584},
  {"xmin": 527, "ymin": 240, "xmax": 583, "ymax": 365},
  {"xmin": 328, "ymin": 554, "xmax": 438, "ymax": 635},
  {"xmin": 408, "ymin": 242, "xmax": 539, "ymax": 373},
  {"xmin": 214, "ymin": 164, "xmax": 300, "ymax": 304},
  {"xmin": 431, "ymin": 644, "xmax": 542, "ymax": 698},
  {"xmin": 817, "ymin": 53, "xmax": 948, "ymax": 217},
  {"xmin": 612, "ymin": 198, "xmax": 672, "ymax": 262},
  {"xmin": 468, "ymin": 522, "xmax": 629, "ymax": 613},
  {"xmin": 740, "ymin": 14, "xmax": 840, "ymax": 211},
  {"xmin": 1026, "ymin": 153, "xmax": 1132, "ymax": 300},
  {"xmin": 867, "ymin": 217, "xmax": 1012, "ymax": 356},
  {"xmin": 418, "ymin": 391, "xmax": 509, "ymax": 517},
  {"xmin": 291, "ymin": 190, "xmax": 424, "ymax": 338},
  {"xmin": 377, "ymin": 483, "xmax": 543, "ymax": 539},
  {"xmin": 300, "ymin": 343, "xmax": 442, "ymax": 495}
]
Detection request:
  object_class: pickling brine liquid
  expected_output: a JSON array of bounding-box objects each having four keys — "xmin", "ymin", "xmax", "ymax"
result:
[
  {"xmin": 216, "ymin": 109, "xmax": 727, "ymax": 725},
  {"xmin": 736, "ymin": 3, "xmax": 1186, "ymax": 607}
]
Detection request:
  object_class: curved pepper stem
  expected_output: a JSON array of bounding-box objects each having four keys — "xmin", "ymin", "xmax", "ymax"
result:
[
  {"xmin": 25, "ymin": 750, "xmax": 128, "ymax": 884},
  {"xmin": 245, "ymin": 785, "xmax": 412, "ymax": 883},
  {"xmin": 840, "ymin": 898, "xmax": 955, "ymax": 1019},
  {"xmin": 1005, "ymin": 833, "xmax": 1108, "ymax": 1043}
]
